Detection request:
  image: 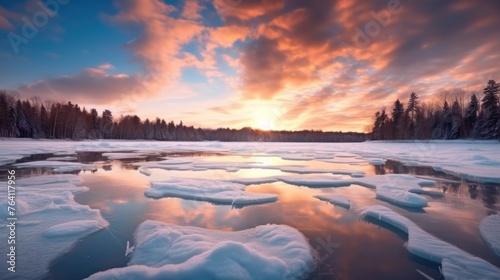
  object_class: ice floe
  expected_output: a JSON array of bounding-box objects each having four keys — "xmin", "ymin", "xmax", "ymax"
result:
[
  {"xmin": 146, "ymin": 177, "xmax": 278, "ymax": 206},
  {"xmin": 16, "ymin": 174, "xmax": 81, "ymax": 186},
  {"xmin": 280, "ymin": 154, "xmax": 316, "ymax": 161},
  {"xmin": 102, "ymin": 152, "xmax": 148, "ymax": 159},
  {"xmin": 42, "ymin": 220, "xmax": 104, "ymax": 238},
  {"xmin": 0, "ymin": 174, "xmax": 108, "ymax": 279},
  {"xmin": 1, "ymin": 139, "xmax": 499, "ymax": 183},
  {"xmin": 226, "ymin": 176, "xmax": 279, "ymax": 185},
  {"xmin": 315, "ymin": 194, "xmax": 350, "ymax": 209},
  {"xmin": 480, "ymin": 214, "xmax": 500, "ymax": 257},
  {"xmin": 279, "ymin": 175, "xmax": 352, "ymax": 188},
  {"xmin": 279, "ymin": 174, "xmax": 436, "ymax": 208},
  {"xmin": 86, "ymin": 221, "xmax": 314, "ymax": 280},
  {"xmin": 361, "ymin": 206, "xmax": 500, "ymax": 279},
  {"xmin": 14, "ymin": 160, "xmax": 97, "ymax": 172},
  {"xmin": 45, "ymin": 156, "xmax": 78, "ymax": 161},
  {"xmin": 375, "ymin": 185, "xmax": 428, "ymax": 208},
  {"xmin": 366, "ymin": 158, "xmax": 386, "ymax": 165}
]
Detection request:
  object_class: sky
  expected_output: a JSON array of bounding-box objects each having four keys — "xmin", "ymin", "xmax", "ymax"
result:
[{"xmin": 0, "ymin": 0, "xmax": 499, "ymax": 132}]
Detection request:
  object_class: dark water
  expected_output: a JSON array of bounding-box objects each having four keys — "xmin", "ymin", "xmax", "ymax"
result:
[{"xmin": 3, "ymin": 152, "xmax": 499, "ymax": 280}]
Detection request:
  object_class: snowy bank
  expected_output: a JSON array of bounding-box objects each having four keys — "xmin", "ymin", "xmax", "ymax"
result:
[{"xmin": 86, "ymin": 221, "xmax": 314, "ymax": 280}]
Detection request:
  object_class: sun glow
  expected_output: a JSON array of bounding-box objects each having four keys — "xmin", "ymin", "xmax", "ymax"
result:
[{"xmin": 255, "ymin": 119, "xmax": 275, "ymax": 131}]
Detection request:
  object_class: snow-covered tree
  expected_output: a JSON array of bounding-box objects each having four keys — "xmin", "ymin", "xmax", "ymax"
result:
[
  {"xmin": 464, "ymin": 94, "xmax": 479, "ymax": 138},
  {"xmin": 391, "ymin": 99, "xmax": 404, "ymax": 139},
  {"xmin": 406, "ymin": 92, "xmax": 419, "ymax": 138},
  {"xmin": 450, "ymin": 100, "xmax": 463, "ymax": 139},
  {"xmin": 478, "ymin": 80, "xmax": 499, "ymax": 139}
]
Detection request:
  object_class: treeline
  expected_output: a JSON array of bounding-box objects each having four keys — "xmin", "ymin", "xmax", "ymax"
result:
[
  {"xmin": 371, "ymin": 80, "xmax": 500, "ymax": 140},
  {"xmin": 0, "ymin": 91, "xmax": 367, "ymax": 142}
]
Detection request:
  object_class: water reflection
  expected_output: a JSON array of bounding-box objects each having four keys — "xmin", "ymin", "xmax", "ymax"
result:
[{"xmin": 4, "ymin": 151, "xmax": 498, "ymax": 279}]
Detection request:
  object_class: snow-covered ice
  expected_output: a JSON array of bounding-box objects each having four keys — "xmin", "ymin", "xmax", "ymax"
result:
[
  {"xmin": 279, "ymin": 175, "xmax": 352, "ymax": 188},
  {"xmin": 279, "ymin": 174, "xmax": 435, "ymax": 208},
  {"xmin": 280, "ymin": 154, "xmax": 315, "ymax": 161},
  {"xmin": 366, "ymin": 158, "xmax": 386, "ymax": 165},
  {"xmin": 16, "ymin": 174, "xmax": 81, "ymax": 186},
  {"xmin": 361, "ymin": 206, "xmax": 500, "ymax": 279},
  {"xmin": 157, "ymin": 158, "xmax": 193, "ymax": 165},
  {"xmin": 146, "ymin": 177, "xmax": 278, "ymax": 206},
  {"xmin": 1, "ymin": 139, "xmax": 498, "ymax": 183},
  {"xmin": 102, "ymin": 152, "xmax": 148, "ymax": 159},
  {"xmin": 86, "ymin": 221, "xmax": 314, "ymax": 280},
  {"xmin": 353, "ymin": 174, "xmax": 436, "ymax": 189},
  {"xmin": 226, "ymin": 176, "xmax": 279, "ymax": 185},
  {"xmin": 480, "ymin": 214, "xmax": 500, "ymax": 257},
  {"xmin": 0, "ymin": 174, "xmax": 108, "ymax": 279},
  {"xmin": 315, "ymin": 194, "xmax": 350, "ymax": 209},
  {"xmin": 14, "ymin": 160, "xmax": 97, "ymax": 172},
  {"xmin": 354, "ymin": 174, "xmax": 436, "ymax": 208},
  {"xmin": 42, "ymin": 220, "xmax": 104, "ymax": 238},
  {"xmin": 375, "ymin": 185, "xmax": 428, "ymax": 208},
  {"xmin": 45, "ymin": 156, "xmax": 78, "ymax": 161}
]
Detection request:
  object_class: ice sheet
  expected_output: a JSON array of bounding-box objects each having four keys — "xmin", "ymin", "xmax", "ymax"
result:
[
  {"xmin": 14, "ymin": 160, "xmax": 97, "ymax": 172},
  {"xmin": 315, "ymin": 194, "xmax": 350, "ymax": 209},
  {"xmin": 45, "ymin": 156, "xmax": 78, "ymax": 161},
  {"xmin": 480, "ymin": 214, "xmax": 500, "ymax": 257},
  {"xmin": 280, "ymin": 174, "xmax": 434, "ymax": 208},
  {"xmin": 102, "ymin": 152, "xmax": 148, "ymax": 159},
  {"xmin": 1, "ymin": 140, "xmax": 499, "ymax": 183},
  {"xmin": 375, "ymin": 185, "xmax": 428, "ymax": 208},
  {"xmin": 0, "ymin": 175, "xmax": 108, "ymax": 279},
  {"xmin": 146, "ymin": 177, "xmax": 278, "ymax": 206},
  {"xmin": 362, "ymin": 206, "xmax": 500, "ymax": 279},
  {"xmin": 86, "ymin": 221, "xmax": 314, "ymax": 280},
  {"xmin": 279, "ymin": 175, "xmax": 353, "ymax": 188},
  {"xmin": 226, "ymin": 176, "xmax": 279, "ymax": 185}
]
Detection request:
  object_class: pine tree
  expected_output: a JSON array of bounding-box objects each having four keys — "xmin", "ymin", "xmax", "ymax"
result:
[
  {"xmin": 431, "ymin": 110, "xmax": 442, "ymax": 139},
  {"xmin": 464, "ymin": 94, "xmax": 479, "ymax": 138},
  {"xmin": 15, "ymin": 100, "xmax": 30, "ymax": 138},
  {"xmin": 450, "ymin": 100, "xmax": 462, "ymax": 139},
  {"xmin": 479, "ymin": 80, "xmax": 500, "ymax": 139},
  {"xmin": 406, "ymin": 92, "xmax": 419, "ymax": 138},
  {"xmin": 0, "ymin": 92, "xmax": 9, "ymax": 136},
  {"xmin": 101, "ymin": 109, "xmax": 113, "ymax": 139},
  {"xmin": 391, "ymin": 99, "xmax": 404, "ymax": 139},
  {"xmin": 441, "ymin": 101, "xmax": 452, "ymax": 139}
]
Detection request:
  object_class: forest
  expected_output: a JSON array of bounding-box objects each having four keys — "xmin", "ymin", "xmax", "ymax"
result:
[
  {"xmin": 370, "ymin": 80, "xmax": 500, "ymax": 140},
  {"xmin": 0, "ymin": 91, "xmax": 366, "ymax": 142}
]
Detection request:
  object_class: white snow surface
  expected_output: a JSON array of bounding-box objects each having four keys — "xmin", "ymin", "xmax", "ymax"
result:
[
  {"xmin": 45, "ymin": 156, "xmax": 78, "ymax": 161},
  {"xmin": 279, "ymin": 175, "xmax": 353, "ymax": 188},
  {"xmin": 315, "ymin": 194, "xmax": 350, "ymax": 209},
  {"xmin": 14, "ymin": 160, "xmax": 97, "ymax": 172},
  {"xmin": 362, "ymin": 206, "xmax": 500, "ymax": 279},
  {"xmin": 102, "ymin": 152, "xmax": 148, "ymax": 159},
  {"xmin": 226, "ymin": 176, "xmax": 279, "ymax": 185},
  {"xmin": 479, "ymin": 214, "xmax": 500, "ymax": 257},
  {"xmin": 1, "ymin": 139, "xmax": 499, "ymax": 183},
  {"xmin": 146, "ymin": 177, "xmax": 278, "ymax": 206},
  {"xmin": 0, "ymin": 174, "xmax": 108, "ymax": 279},
  {"xmin": 86, "ymin": 220, "xmax": 314, "ymax": 280}
]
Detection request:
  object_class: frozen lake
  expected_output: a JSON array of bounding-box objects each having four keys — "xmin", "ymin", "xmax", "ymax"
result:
[{"xmin": 0, "ymin": 140, "xmax": 499, "ymax": 279}]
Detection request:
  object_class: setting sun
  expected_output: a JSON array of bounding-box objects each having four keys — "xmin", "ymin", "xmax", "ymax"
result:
[{"xmin": 255, "ymin": 119, "xmax": 275, "ymax": 131}]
